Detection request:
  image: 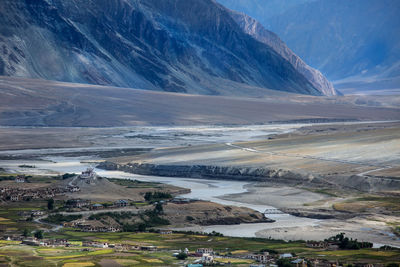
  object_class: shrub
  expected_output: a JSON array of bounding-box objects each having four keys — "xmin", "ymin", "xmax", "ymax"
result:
[
  {"xmin": 62, "ymin": 173, "xmax": 75, "ymax": 179},
  {"xmin": 47, "ymin": 199, "xmax": 54, "ymax": 210},
  {"xmin": 176, "ymin": 252, "xmax": 188, "ymax": 260},
  {"xmin": 34, "ymin": 230, "xmax": 43, "ymax": 239},
  {"xmin": 144, "ymin": 191, "xmax": 172, "ymax": 202}
]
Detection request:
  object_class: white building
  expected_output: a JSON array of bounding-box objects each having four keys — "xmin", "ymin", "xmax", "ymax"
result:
[
  {"xmin": 15, "ymin": 176, "xmax": 25, "ymax": 183},
  {"xmin": 196, "ymin": 248, "xmax": 213, "ymax": 255},
  {"xmin": 201, "ymin": 253, "xmax": 214, "ymax": 264},
  {"xmin": 79, "ymin": 168, "xmax": 97, "ymax": 183}
]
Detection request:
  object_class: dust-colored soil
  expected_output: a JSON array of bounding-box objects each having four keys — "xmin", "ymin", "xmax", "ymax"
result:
[
  {"xmin": 0, "ymin": 181, "xmax": 51, "ymax": 189},
  {"xmin": 255, "ymin": 217, "xmax": 399, "ymax": 246},
  {"xmin": 115, "ymin": 123, "xmax": 400, "ymax": 180},
  {"xmin": 163, "ymin": 201, "xmax": 271, "ymax": 227},
  {"xmin": 99, "ymin": 259, "xmax": 122, "ymax": 267},
  {"xmin": 1, "ymin": 76, "xmax": 399, "ymax": 128},
  {"xmin": 220, "ymin": 184, "xmax": 333, "ymax": 209}
]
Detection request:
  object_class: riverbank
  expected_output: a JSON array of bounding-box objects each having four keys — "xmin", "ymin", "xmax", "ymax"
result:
[
  {"xmin": 2, "ymin": 155, "xmax": 399, "ymax": 247},
  {"xmin": 1, "ymin": 121, "xmax": 399, "ymax": 247}
]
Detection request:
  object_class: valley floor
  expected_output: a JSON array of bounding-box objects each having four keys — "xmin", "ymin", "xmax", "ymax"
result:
[{"xmin": 1, "ymin": 122, "xmax": 400, "ymax": 247}]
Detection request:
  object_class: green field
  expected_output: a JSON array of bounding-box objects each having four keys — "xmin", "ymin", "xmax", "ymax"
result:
[
  {"xmin": 0, "ymin": 231, "xmax": 398, "ymax": 266},
  {"xmin": 0, "ymin": 175, "xmax": 399, "ymax": 266},
  {"xmin": 108, "ymin": 178, "xmax": 163, "ymax": 189},
  {"xmin": 0, "ymin": 200, "xmax": 50, "ymax": 234}
]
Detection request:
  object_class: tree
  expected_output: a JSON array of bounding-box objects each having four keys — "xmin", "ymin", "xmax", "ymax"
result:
[
  {"xmin": 276, "ymin": 258, "xmax": 292, "ymax": 267},
  {"xmin": 144, "ymin": 192, "xmax": 152, "ymax": 201},
  {"xmin": 47, "ymin": 198, "xmax": 54, "ymax": 210},
  {"xmin": 154, "ymin": 202, "xmax": 163, "ymax": 214},
  {"xmin": 34, "ymin": 230, "xmax": 43, "ymax": 239},
  {"xmin": 138, "ymin": 223, "xmax": 146, "ymax": 232},
  {"xmin": 176, "ymin": 252, "xmax": 188, "ymax": 260},
  {"xmin": 22, "ymin": 229, "xmax": 29, "ymax": 237}
]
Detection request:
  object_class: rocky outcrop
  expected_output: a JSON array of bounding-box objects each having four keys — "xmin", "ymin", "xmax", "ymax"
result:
[
  {"xmin": 281, "ymin": 208, "xmax": 355, "ymax": 220},
  {"xmin": 163, "ymin": 201, "xmax": 275, "ymax": 226},
  {"xmin": 98, "ymin": 161, "xmax": 316, "ymax": 185},
  {"xmin": 98, "ymin": 161, "xmax": 400, "ymax": 192},
  {"xmin": 0, "ymin": 0, "xmax": 333, "ymax": 96}
]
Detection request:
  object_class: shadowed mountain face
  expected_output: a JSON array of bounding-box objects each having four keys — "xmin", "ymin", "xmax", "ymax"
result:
[
  {"xmin": 230, "ymin": 11, "xmax": 336, "ymax": 96},
  {"xmin": 0, "ymin": 0, "xmax": 337, "ymax": 96},
  {"xmin": 218, "ymin": 0, "xmax": 400, "ymax": 93}
]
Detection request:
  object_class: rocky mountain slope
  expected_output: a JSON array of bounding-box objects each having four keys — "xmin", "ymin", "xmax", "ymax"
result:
[
  {"xmin": 0, "ymin": 0, "xmax": 337, "ymax": 96},
  {"xmin": 218, "ymin": 0, "xmax": 312, "ymax": 24},
  {"xmin": 230, "ymin": 11, "xmax": 336, "ymax": 96},
  {"xmin": 218, "ymin": 0, "xmax": 400, "ymax": 94},
  {"xmin": 219, "ymin": 0, "xmax": 400, "ymax": 92}
]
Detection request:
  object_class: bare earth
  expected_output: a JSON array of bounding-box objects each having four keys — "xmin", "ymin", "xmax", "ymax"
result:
[
  {"xmin": 220, "ymin": 185, "xmax": 332, "ymax": 209},
  {"xmin": 113, "ymin": 122, "xmax": 400, "ymax": 182},
  {"xmin": 1, "ymin": 76, "xmax": 399, "ymax": 127}
]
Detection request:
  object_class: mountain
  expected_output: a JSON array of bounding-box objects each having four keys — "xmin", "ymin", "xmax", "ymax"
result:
[
  {"xmin": 218, "ymin": 0, "xmax": 400, "ymax": 94},
  {"xmin": 218, "ymin": 0, "xmax": 313, "ymax": 22},
  {"xmin": 0, "ymin": 0, "xmax": 337, "ymax": 96},
  {"xmin": 230, "ymin": 11, "xmax": 336, "ymax": 96}
]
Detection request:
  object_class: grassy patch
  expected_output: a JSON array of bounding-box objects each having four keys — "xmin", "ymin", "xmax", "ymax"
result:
[
  {"xmin": 87, "ymin": 249, "xmax": 113, "ymax": 256},
  {"xmin": 333, "ymin": 195, "xmax": 400, "ymax": 213},
  {"xmin": 108, "ymin": 178, "xmax": 162, "ymax": 189},
  {"xmin": 143, "ymin": 258, "xmax": 164, "ymax": 263},
  {"xmin": 302, "ymin": 187, "xmax": 338, "ymax": 197},
  {"xmin": 0, "ymin": 200, "xmax": 49, "ymax": 235},
  {"xmin": 215, "ymin": 258, "xmax": 254, "ymax": 264},
  {"xmin": 63, "ymin": 262, "xmax": 95, "ymax": 267},
  {"xmin": 0, "ymin": 240, "xmax": 21, "ymax": 245},
  {"xmin": 230, "ymin": 250, "xmax": 249, "ymax": 254},
  {"xmin": 115, "ymin": 259, "xmax": 140, "ymax": 266}
]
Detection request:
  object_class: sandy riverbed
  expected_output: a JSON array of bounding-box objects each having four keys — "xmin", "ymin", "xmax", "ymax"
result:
[
  {"xmin": 216, "ymin": 183, "xmax": 400, "ymax": 247},
  {"xmin": 220, "ymin": 184, "xmax": 331, "ymax": 209}
]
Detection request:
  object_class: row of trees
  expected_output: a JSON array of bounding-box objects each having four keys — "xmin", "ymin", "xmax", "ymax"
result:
[
  {"xmin": 326, "ymin": 233, "xmax": 373, "ymax": 250},
  {"xmin": 144, "ymin": 191, "xmax": 172, "ymax": 202},
  {"xmin": 23, "ymin": 229, "xmax": 43, "ymax": 239}
]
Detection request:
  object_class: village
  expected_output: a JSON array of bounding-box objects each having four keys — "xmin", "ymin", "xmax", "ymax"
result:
[
  {"xmin": 0, "ymin": 175, "xmax": 78, "ymax": 202},
  {"xmin": 0, "ymin": 170, "xmax": 398, "ymax": 266},
  {"xmin": 1, "ymin": 231, "xmax": 386, "ymax": 267}
]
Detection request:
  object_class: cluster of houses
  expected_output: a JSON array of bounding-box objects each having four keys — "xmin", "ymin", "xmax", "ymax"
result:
[
  {"xmin": 2, "ymin": 235, "xmax": 385, "ymax": 267},
  {"xmin": 306, "ymin": 241, "xmax": 339, "ymax": 250},
  {"xmin": 66, "ymin": 185, "xmax": 80, "ymax": 192},
  {"xmin": 83, "ymin": 242, "xmax": 157, "ymax": 251},
  {"xmin": 63, "ymin": 219, "xmax": 121, "ymax": 232},
  {"xmin": 0, "ymin": 186, "xmax": 71, "ymax": 202},
  {"xmin": 184, "ymin": 247, "xmax": 355, "ymax": 267},
  {"xmin": 65, "ymin": 198, "xmax": 130, "ymax": 211},
  {"xmin": 171, "ymin": 197, "xmax": 199, "ymax": 204},
  {"xmin": 19, "ymin": 237, "xmax": 73, "ymax": 247},
  {"xmin": 4, "ymin": 236, "xmax": 158, "ymax": 252},
  {"xmin": 15, "ymin": 175, "xmax": 26, "ymax": 183},
  {"xmin": 0, "ymin": 174, "xmax": 84, "ymax": 202},
  {"xmin": 18, "ymin": 210, "xmax": 45, "ymax": 218}
]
